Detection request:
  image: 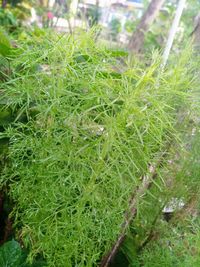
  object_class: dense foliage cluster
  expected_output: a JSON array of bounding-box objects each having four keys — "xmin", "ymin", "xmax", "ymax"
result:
[{"xmin": 0, "ymin": 30, "xmax": 198, "ymax": 266}]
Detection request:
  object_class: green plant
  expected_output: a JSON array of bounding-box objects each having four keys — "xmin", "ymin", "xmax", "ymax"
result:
[
  {"xmin": 0, "ymin": 240, "xmax": 46, "ymax": 267},
  {"xmin": 0, "ymin": 31, "xmax": 198, "ymax": 266},
  {"xmin": 86, "ymin": 5, "xmax": 101, "ymax": 27},
  {"xmin": 125, "ymin": 20, "xmax": 137, "ymax": 34},
  {"xmin": 0, "ymin": 7, "xmax": 17, "ymax": 29},
  {"xmin": 0, "ymin": 30, "xmax": 12, "ymax": 57},
  {"xmin": 109, "ymin": 18, "xmax": 121, "ymax": 40},
  {"xmin": 117, "ymin": 95, "xmax": 200, "ymax": 266},
  {"xmin": 140, "ymin": 215, "xmax": 200, "ymax": 267}
]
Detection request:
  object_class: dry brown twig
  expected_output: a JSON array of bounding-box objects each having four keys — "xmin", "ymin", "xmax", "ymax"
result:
[{"xmin": 100, "ymin": 149, "xmax": 169, "ymax": 267}]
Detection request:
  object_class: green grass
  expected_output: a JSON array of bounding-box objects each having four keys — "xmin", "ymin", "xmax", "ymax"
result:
[
  {"xmin": 140, "ymin": 215, "xmax": 200, "ymax": 267},
  {"xmin": 0, "ymin": 30, "xmax": 198, "ymax": 266}
]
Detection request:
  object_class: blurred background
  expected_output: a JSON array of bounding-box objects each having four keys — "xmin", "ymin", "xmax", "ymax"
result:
[{"xmin": 1, "ymin": 0, "xmax": 200, "ymax": 53}]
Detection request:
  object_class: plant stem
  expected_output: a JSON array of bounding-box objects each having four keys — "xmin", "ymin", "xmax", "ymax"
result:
[{"xmin": 100, "ymin": 148, "xmax": 169, "ymax": 267}]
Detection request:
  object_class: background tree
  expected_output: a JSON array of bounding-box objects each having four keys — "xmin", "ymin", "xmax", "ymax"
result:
[
  {"xmin": 1, "ymin": 0, "xmax": 21, "ymax": 8},
  {"xmin": 1, "ymin": 0, "xmax": 7, "ymax": 8},
  {"xmin": 128, "ymin": 0, "xmax": 165, "ymax": 53},
  {"xmin": 191, "ymin": 12, "xmax": 200, "ymax": 47}
]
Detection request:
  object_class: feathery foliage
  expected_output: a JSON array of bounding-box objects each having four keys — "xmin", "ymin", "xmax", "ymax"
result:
[{"xmin": 0, "ymin": 30, "xmax": 197, "ymax": 266}]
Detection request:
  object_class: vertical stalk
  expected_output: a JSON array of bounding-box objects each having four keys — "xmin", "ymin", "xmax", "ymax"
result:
[
  {"xmin": 70, "ymin": 0, "xmax": 78, "ymax": 29},
  {"xmin": 162, "ymin": 0, "xmax": 186, "ymax": 67}
]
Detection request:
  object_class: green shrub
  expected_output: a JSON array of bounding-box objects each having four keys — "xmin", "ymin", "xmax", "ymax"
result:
[
  {"xmin": 140, "ymin": 217, "xmax": 200, "ymax": 267},
  {"xmin": 0, "ymin": 8, "xmax": 18, "ymax": 30},
  {"xmin": 0, "ymin": 240, "xmax": 46, "ymax": 267},
  {"xmin": 109, "ymin": 18, "xmax": 121, "ymax": 40},
  {"xmin": 125, "ymin": 20, "xmax": 136, "ymax": 33},
  {"xmin": 0, "ymin": 31, "xmax": 197, "ymax": 266}
]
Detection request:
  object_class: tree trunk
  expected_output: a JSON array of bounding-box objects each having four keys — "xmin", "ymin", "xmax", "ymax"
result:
[
  {"xmin": 192, "ymin": 13, "xmax": 200, "ymax": 48},
  {"xmin": 128, "ymin": 0, "xmax": 165, "ymax": 53},
  {"xmin": 1, "ymin": 0, "xmax": 7, "ymax": 8}
]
